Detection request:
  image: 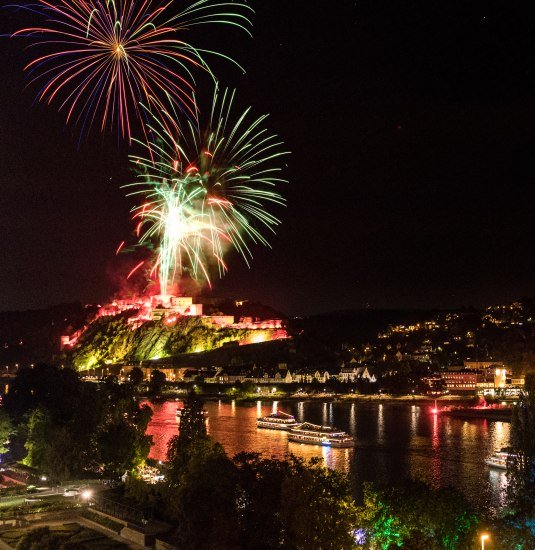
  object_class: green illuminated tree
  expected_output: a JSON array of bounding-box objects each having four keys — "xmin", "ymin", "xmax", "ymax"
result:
[
  {"xmin": 356, "ymin": 481, "xmax": 478, "ymax": 550},
  {"xmin": 0, "ymin": 411, "xmax": 13, "ymax": 455}
]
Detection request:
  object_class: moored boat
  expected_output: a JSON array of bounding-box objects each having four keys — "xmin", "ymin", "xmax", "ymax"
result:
[
  {"xmin": 257, "ymin": 411, "xmax": 300, "ymax": 430},
  {"xmin": 485, "ymin": 448, "xmax": 514, "ymax": 469},
  {"xmin": 288, "ymin": 422, "xmax": 354, "ymax": 448}
]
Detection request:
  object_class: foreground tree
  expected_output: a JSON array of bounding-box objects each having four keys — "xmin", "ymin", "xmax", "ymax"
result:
[
  {"xmin": 233, "ymin": 453, "xmax": 358, "ymax": 550},
  {"xmin": 355, "ymin": 481, "xmax": 478, "ymax": 549},
  {"xmin": 167, "ymin": 439, "xmax": 240, "ymax": 549},
  {"xmin": 96, "ymin": 381, "xmax": 153, "ymax": 477},
  {"xmin": 7, "ymin": 364, "xmax": 152, "ymax": 479},
  {"xmin": 0, "ymin": 411, "xmax": 13, "ymax": 455},
  {"xmin": 507, "ymin": 373, "xmax": 535, "ymax": 513},
  {"xmin": 166, "ymin": 391, "xmax": 208, "ymax": 483}
]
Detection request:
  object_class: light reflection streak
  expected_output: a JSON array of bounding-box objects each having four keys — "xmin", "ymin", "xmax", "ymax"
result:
[
  {"xmin": 297, "ymin": 401, "xmax": 305, "ymax": 423},
  {"xmin": 430, "ymin": 409, "xmax": 441, "ymax": 489},
  {"xmin": 377, "ymin": 403, "xmax": 384, "ymax": 442},
  {"xmin": 349, "ymin": 403, "xmax": 356, "ymax": 435}
]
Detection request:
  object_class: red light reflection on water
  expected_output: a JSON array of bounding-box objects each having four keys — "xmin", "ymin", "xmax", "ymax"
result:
[{"xmin": 144, "ymin": 400, "xmax": 180, "ymax": 461}]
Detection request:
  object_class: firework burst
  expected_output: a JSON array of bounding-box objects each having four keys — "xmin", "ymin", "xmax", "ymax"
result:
[
  {"xmin": 124, "ymin": 88, "xmax": 289, "ymax": 296},
  {"xmin": 11, "ymin": 0, "xmax": 252, "ymax": 141}
]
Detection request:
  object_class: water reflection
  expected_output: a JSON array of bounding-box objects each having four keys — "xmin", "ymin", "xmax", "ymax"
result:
[
  {"xmin": 349, "ymin": 403, "xmax": 356, "ymax": 435},
  {"xmin": 144, "ymin": 400, "xmax": 510, "ymax": 515},
  {"xmin": 296, "ymin": 401, "xmax": 305, "ymax": 423}
]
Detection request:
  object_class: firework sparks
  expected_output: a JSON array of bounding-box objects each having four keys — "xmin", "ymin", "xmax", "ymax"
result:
[
  {"xmin": 11, "ymin": 0, "xmax": 252, "ymax": 141},
  {"xmin": 124, "ymin": 88, "xmax": 289, "ymax": 296}
]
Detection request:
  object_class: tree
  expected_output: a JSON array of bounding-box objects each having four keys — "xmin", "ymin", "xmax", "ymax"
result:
[
  {"xmin": 23, "ymin": 407, "xmax": 94, "ymax": 481},
  {"xmin": 507, "ymin": 373, "xmax": 535, "ymax": 513},
  {"xmin": 9, "ymin": 364, "xmax": 152, "ymax": 480},
  {"xmin": 95, "ymin": 380, "xmax": 153, "ymax": 476},
  {"xmin": 149, "ymin": 369, "xmax": 166, "ymax": 394},
  {"xmin": 279, "ymin": 456, "xmax": 358, "ymax": 549},
  {"xmin": 355, "ymin": 481, "xmax": 478, "ymax": 550},
  {"xmin": 233, "ymin": 452, "xmax": 292, "ymax": 549},
  {"xmin": 233, "ymin": 453, "xmax": 358, "ymax": 550},
  {"xmin": 0, "ymin": 410, "xmax": 13, "ymax": 455},
  {"xmin": 167, "ymin": 439, "xmax": 240, "ymax": 549},
  {"xmin": 167, "ymin": 391, "xmax": 208, "ymax": 483},
  {"xmin": 175, "ymin": 391, "xmax": 207, "ymax": 447},
  {"xmin": 129, "ymin": 366, "xmax": 144, "ymax": 387}
]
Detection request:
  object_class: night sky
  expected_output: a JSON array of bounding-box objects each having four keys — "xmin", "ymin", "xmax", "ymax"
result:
[{"xmin": 2, "ymin": 1, "xmax": 535, "ymax": 315}]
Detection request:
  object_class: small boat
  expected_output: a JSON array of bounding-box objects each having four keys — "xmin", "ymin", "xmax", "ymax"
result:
[
  {"xmin": 176, "ymin": 408, "xmax": 208, "ymax": 420},
  {"xmin": 257, "ymin": 411, "xmax": 300, "ymax": 430},
  {"xmin": 485, "ymin": 448, "xmax": 514, "ymax": 469},
  {"xmin": 288, "ymin": 422, "xmax": 354, "ymax": 448}
]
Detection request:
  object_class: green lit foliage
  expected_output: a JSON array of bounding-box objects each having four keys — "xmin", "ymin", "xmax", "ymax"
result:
[
  {"xmin": 71, "ymin": 315, "xmax": 256, "ymax": 369},
  {"xmin": 356, "ymin": 481, "xmax": 478, "ymax": 550},
  {"xmin": 0, "ymin": 411, "xmax": 13, "ymax": 455},
  {"xmin": 507, "ymin": 373, "xmax": 535, "ymax": 514}
]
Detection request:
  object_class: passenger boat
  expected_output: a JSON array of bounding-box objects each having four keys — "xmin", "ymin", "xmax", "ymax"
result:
[
  {"xmin": 288, "ymin": 422, "xmax": 355, "ymax": 448},
  {"xmin": 257, "ymin": 411, "xmax": 300, "ymax": 430},
  {"xmin": 485, "ymin": 449, "xmax": 514, "ymax": 469}
]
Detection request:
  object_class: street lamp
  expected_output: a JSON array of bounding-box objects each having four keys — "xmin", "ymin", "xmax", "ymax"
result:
[
  {"xmin": 480, "ymin": 533, "xmax": 489, "ymax": 550},
  {"xmin": 81, "ymin": 489, "xmax": 93, "ymax": 504}
]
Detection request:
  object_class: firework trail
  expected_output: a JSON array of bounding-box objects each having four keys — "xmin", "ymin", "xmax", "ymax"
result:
[
  {"xmin": 124, "ymin": 88, "xmax": 289, "ymax": 296},
  {"xmin": 10, "ymin": 0, "xmax": 252, "ymax": 141}
]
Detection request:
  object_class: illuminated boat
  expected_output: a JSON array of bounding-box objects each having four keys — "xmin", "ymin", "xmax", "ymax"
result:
[
  {"xmin": 288, "ymin": 422, "xmax": 355, "ymax": 448},
  {"xmin": 257, "ymin": 411, "xmax": 300, "ymax": 430},
  {"xmin": 485, "ymin": 449, "xmax": 514, "ymax": 469}
]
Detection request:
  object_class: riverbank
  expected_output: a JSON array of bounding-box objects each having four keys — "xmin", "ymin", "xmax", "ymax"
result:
[
  {"xmin": 440, "ymin": 407, "xmax": 512, "ymax": 422},
  {"xmin": 154, "ymin": 390, "xmax": 480, "ymax": 405}
]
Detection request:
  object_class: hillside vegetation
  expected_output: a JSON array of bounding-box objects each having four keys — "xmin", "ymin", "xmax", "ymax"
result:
[{"xmin": 70, "ymin": 315, "xmax": 257, "ymax": 370}]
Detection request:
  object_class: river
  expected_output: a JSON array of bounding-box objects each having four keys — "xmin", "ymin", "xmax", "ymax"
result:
[{"xmin": 144, "ymin": 399, "xmax": 510, "ymax": 515}]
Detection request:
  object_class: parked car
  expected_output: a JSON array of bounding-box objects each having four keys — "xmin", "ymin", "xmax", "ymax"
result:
[{"xmin": 63, "ymin": 488, "xmax": 80, "ymax": 497}]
